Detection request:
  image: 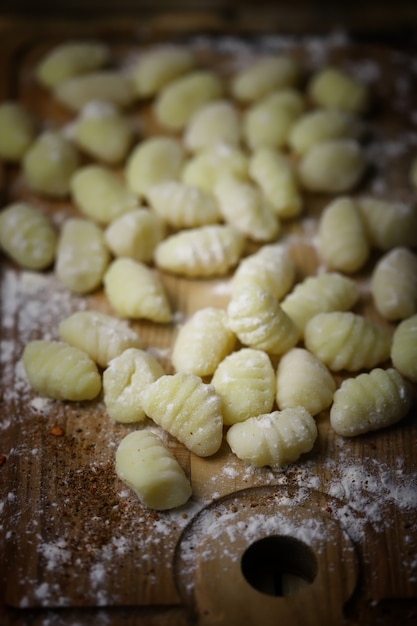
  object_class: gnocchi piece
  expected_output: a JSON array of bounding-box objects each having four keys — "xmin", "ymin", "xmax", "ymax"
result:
[
  {"xmin": 55, "ymin": 218, "xmax": 110, "ymax": 294},
  {"xmin": 129, "ymin": 45, "xmax": 196, "ymax": 97},
  {"xmin": 36, "ymin": 40, "xmax": 111, "ymax": 88},
  {"xmin": 243, "ymin": 88, "xmax": 305, "ymax": 150},
  {"xmin": 73, "ymin": 102, "xmax": 134, "ymax": 164},
  {"xmin": 182, "ymin": 144, "xmax": 249, "ymax": 193},
  {"xmin": 104, "ymin": 258, "xmax": 172, "ymax": 322},
  {"xmin": 70, "ymin": 164, "xmax": 138, "ymax": 225},
  {"xmin": 276, "ymin": 348, "xmax": 336, "ymax": 415},
  {"xmin": 231, "ymin": 54, "xmax": 300, "ymax": 103},
  {"xmin": 58, "ymin": 310, "xmax": 143, "ymax": 368},
  {"xmin": 154, "ymin": 70, "xmax": 224, "ymax": 130},
  {"xmin": 23, "ymin": 130, "xmax": 80, "ymax": 197},
  {"xmin": 184, "ymin": 100, "xmax": 242, "ymax": 151},
  {"xmin": 214, "ymin": 175, "xmax": 280, "ymax": 242},
  {"xmin": 147, "ymin": 181, "xmax": 221, "ymax": 228},
  {"xmin": 226, "ymin": 407, "xmax": 317, "ymax": 468},
  {"xmin": 230, "ymin": 243, "xmax": 296, "ymax": 300},
  {"xmin": 304, "ymin": 311, "xmax": 392, "ymax": 372},
  {"xmin": 141, "ymin": 372, "xmax": 223, "ymax": 457},
  {"xmin": 171, "ymin": 308, "xmax": 236, "ymax": 377},
  {"xmin": 249, "ymin": 147, "xmax": 303, "ymax": 219},
  {"xmin": 370, "ymin": 247, "xmax": 417, "ymax": 321},
  {"xmin": 23, "ymin": 339, "xmax": 101, "ymax": 401},
  {"xmin": 0, "ymin": 202, "xmax": 57, "ymax": 270},
  {"xmin": 308, "ymin": 66, "xmax": 370, "ymax": 114},
  {"xmin": 391, "ymin": 315, "xmax": 417, "ymax": 383},
  {"xmin": 154, "ymin": 224, "xmax": 245, "ymax": 278},
  {"xmin": 288, "ymin": 108, "xmax": 359, "ymax": 155},
  {"xmin": 280, "ymin": 272, "xmax": 359, "ymax": 335},
  {"xmin": 53, "ymin": 70, "xmax": 135, "ymax": 112},
  {"xmin": 211, "ymin": 348, "xmax": 275, "ymax": 425},
  {"xmin": 126, "ymin": 136, "xmax": 185, "ymax": 198},
  {"xmin": 104, "ymin": 208, "xmax": 166, "ymax": 263},
  {"xmin": 318, "ymin": 196, "xmax": 370, "ymax": 273},
  {"xmin": 330, "ymin": 368, "xmax": 412, "ymax": 437},
  {"xmin": 0, "ymin": 102, "xmax": 36, "ymax": 162},
  {"xmin": 227, "ymin": 285, "xmax": 300, "ymax": 355},
  {"xmin": 297, "ymin": 139, "xmax": 367, "ymax": 193},
  {"xmin": 357, "ymin": 196, "xmax": 417, "ymax": 250},
  {"xmin": 103, "ymin": 348, "xmax": 165, "ymax": 423},
  {"xmin": 115, "ymin": 430, "xmax": 192, "ymax": 510}
]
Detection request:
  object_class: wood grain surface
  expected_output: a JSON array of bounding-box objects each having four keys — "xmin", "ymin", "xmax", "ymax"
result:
[{"xmin": 0, "ymin": 16, "xmax": 417, "ymax": 626}]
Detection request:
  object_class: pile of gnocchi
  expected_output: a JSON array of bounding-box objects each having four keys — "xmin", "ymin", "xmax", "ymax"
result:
[{"xmin": 1, "ymin": 38, "xmax": 416, "ymax": 511}]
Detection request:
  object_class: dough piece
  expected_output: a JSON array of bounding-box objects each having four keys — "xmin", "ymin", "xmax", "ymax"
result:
[
  {"xmin": 211, "ymin": 348, "xmax": 275, "ymax": 425},
  {"xmin": 103, "ymin": 348, "xmax": 165, "ymax": 422},
  {"xmin": 70, "ymin": 164, "xmax": 138, "ymax": 225},
  {"xmin": 288, "ymin": 108, "xmax": 359, "ymax": 155},
  {"xmin": 36, "ymin": 40, "xmax": 111, "ymax": 88},
  {"xmin": 141, "ymin": 372, "xmax": 223, "ymax": 457},
  {"xmin": 0, "ymin": 202, "xmax": 57, "ymax": 270},
  {"xmin": 54, "ymin": 70, "xmax": 135, "ymax": 112},
  {"xmin": 129, "ymin": 45, "xmax": 196, "ymax": 97},
  {"xmin": 304, "ymin": 311, "xmax": 392, "ymax": 372},
  {"xmin": 318, "ymin": 196, "xmax": 370, "ymax": 273},
  {"xmin": 182, "ymin": 144, "xmax": 249, "ymax": 193},
  {"xmin": 226, "ymin": 407, "xmax": 317, "ymax": 468},
  {"xmin": 104, "ymin": 258, "xmax": 172, "ymax": 322},
  {"xmin": 298, "ymin": 139, "xmax": 366, "ymax": 193},
  {"xmin": 147, "ymin": 180, "xmax": 221, "ymax": 228},
  {"xmin": 58, "ymin": 310, "xmax": 143, "ymax": 368},
  {"xmin": 184, "ymin": 99, "xmax": 242, "ymax": 151},
  {"xmin": 214, "ymin": 175, "xmax": 280, "ymax": 242},
  {"xmin": 126, "ymin": 136, "xmax": 185, "ymax": 198},
  {"xmin": 231, "ymin": 54, "xmax": 300, "ymax": 103},
  {"xmin": 0, "ymin": 102, "xmax": 36, "ymax": 161},
  {"xmin": 227, "ymin": 285, "xmax": 300, "ymax": 355},
  {"xmin": 391, "ymin": 315, "xmax": 417, "ymax": 383},
  {"xmin": 23, "ymin": 340, "xmax": 101, "ymax": 401},
  {"xmin": 104, "ymin": 208, "xmax": 166, "ymax": 263},
  {"xmin": 357, "ymin": 196, "xmax": 417, "ymax": 251},
  {"xmin": 73, "ymin": 102, "xmax": 134, "ymax": 164},
  {"xmin": 243, "ymin": 88, "xmax": 305, "ymax": 150},
  {"xmin": 280, "ymin": 272, "xmax": 359, "ymax": 336},
  {"xmin": 115, "ymin": 430, "xmax": 192, "ymax": 510},
  {"xmin": 55, "ymin": 218, "xmax": 110, "ymax": 294},
  {"xmin": 308, "ymin": 66, "xmax": 370, "ymax": 114},
  {"xmin": 249, "ymin": 147, "xmax": 303, "ymax": 219},
  {"xmin": 330, "ymin": 368, "xmax": 412, "ymax": 436},
  {"xmin": 371, "ymin": 247, "xmax": 417, "ymax": 321},
  {"xmin": 154, "ymin": 224, "xmax": 245, "ymax": 278},
  {"xmin": 23, "ymin": 131, "xmax": 80, "ymax": 197},
  {"xmin": 276, "ymin": 347, "xmax": 336, "ymax": 415},
  {"xmin": 154, "ymin": 70, "xmax": 224, "ymax": 130},
  {"xmin": 171, "ymin": 308, "xmax": 236, "ymax": 377},
  {"xmin": 230, "ymin": 243, "xmax": 295, "ymax": 300}
]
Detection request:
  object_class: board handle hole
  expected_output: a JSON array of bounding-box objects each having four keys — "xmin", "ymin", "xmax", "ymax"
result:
[{"xmin": 241, "ymin": 535, "xmax": 318, "ymax": 597}]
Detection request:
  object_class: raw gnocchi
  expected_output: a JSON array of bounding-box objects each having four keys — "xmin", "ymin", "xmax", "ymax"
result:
[
  {"xmin": 141, "ymin": 372, "xmax": 223, "ymax": 457},
  {"xmin": 0, "ymin": 102, "xmax": 36, "ymax": 162},
  {"xmin": 129, "ymin": 45, "xmax": 196, "ymax": 97},
  {"xmin": 147, "ymin": 180, "xmax": 221, "ymax": 228},
  {"xmin": 288, "ymin": 108, "xmax": 359, "ymax": 155},
  {"xmin": 115, "ymin": 430, "xmax": 192, "ymax": 510},
  {"xmin": 308, "ymin": 66, "xmax": 370, "ymax": 114},
  {"xmin": 231, "ymin": 54, "xmax": 300, "ymax": 103},
  {"xmin": 370, "ymin": 247, "xmax": 417, "ymax": 321},
  {"xmin": 182, "ymin": 144, "xmax": 249, "ymax": 192},
  {"xmin": 54, "ymin": 70, "xmax": 135, "ymax": 112},
  {"xmin": 391, "ymin": 315, "xmax": 417, "ymax": 383},
  {"xmin": 36, "ymin": 40, "xmax": 111, "ymax": 88},
  {"xmin": 330, "ymin": 368, "xmax": 412, "ymax": 436},
  {"xmin": 184, "ymin": 99, "xmax": 242, "ymax": 151},
  {"xmin": 357, "ymin": 196, "xmax": 417, "ymax": 250},
  {"xmin": 226, "ymin": 407, "xmax": 317, "ymax": 468},
  {"xmin": 104, "ymin": 208, "xmax": 166, "ymax": 263}
]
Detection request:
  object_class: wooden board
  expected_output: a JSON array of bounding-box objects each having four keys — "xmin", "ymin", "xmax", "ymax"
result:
[{"xmin": 1, "ymin": 17, "xmax": 417, "ymax": 626}]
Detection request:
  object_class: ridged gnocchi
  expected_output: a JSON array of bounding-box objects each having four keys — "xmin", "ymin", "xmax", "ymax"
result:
[
  {"xmin": 304, "ymin": 311, "xmax": 392, "ymax": 372},
  {"xmin": 147, "ymin": 180, "xmax": 221, "ymax": 228},
  {"xmin": 184, "ymin": 99, "xmax": 242, "ymax": 151},
  {"xmin": 141, "ymin": 372, "xmax": 223, "ymax": 457},
  {"xmin": 22, "ymin": 340, "xmax": 101, "ymax": 401},
  {"xmin": 115, "ymin": 430, "xmax": 192, "ymax": 510},
  {"xmin": 226, "ymin": 407, "xmax": 317, "ymax": 468},
  {"xmin": 357, "ymin": 196, "xmax": 417, "ymax": 250},
  {"xmin": 231, "ymin": 54, "xmax": 300, "ymax": 103},
  {"xmin": 288, "ymin": 108, "xmax": 358, "ymax": 155},
  {"xmin": 330, "ymin": 368, "xmax": 412, "ymax": 436},
  {"xmin": 181, "ymin": 144, "xmax": 249, "ymax": 192},
  {"xmin": 391, "ymin": 315, "xmax": 417, "ymax": 383},
  {"xmin": 0, "ymin": 101, "xmax": 36, "ymax": 162},
  {"xmin": 104, "ymin": 208, "xmax": 166, "ymax": 263},
  {"xmin": 371, "ymin": 247, "xmax": 417, "ymax": 321},
  {"xmin": 211, "ymin": 348, "xmax": 275, "ymax": 425}
]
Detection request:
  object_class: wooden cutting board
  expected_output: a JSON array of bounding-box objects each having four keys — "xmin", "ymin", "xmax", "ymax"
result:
[{"xmin": 0, "ymin": 17, "xmax": 417, "ymax": 626}]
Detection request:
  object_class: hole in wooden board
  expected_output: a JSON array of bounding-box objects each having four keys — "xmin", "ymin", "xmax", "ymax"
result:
[{"xmin": 241, "ymin": 535, "xmax": 318, "ymax": 597}]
